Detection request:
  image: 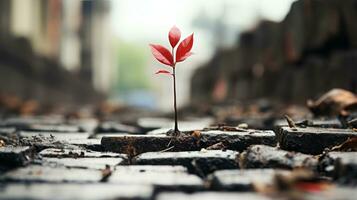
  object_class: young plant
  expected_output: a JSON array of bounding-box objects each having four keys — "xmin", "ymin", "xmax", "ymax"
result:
[{"xmin": 150, "ymin": 26, "xmax": 194, "ymax": 136}]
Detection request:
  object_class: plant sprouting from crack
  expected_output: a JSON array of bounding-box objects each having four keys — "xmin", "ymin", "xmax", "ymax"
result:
[{"xmin": 149, "ymin": 26, "xmax": 194, "ymax": 136}]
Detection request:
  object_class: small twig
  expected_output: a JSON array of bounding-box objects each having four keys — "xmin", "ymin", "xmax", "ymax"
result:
[
  {"xmin": 166, "ymin": 138, "xmax": 173, "ymax": 147},
  {"xmin": 160, "ymin": 145, "xmax": 175, "ymax": 153},
  {"xmin": 284, "ymin": 115, "xmax": 297, "ymax": 129}
]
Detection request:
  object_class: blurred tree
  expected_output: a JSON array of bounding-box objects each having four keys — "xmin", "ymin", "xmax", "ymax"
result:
[{"xmin": 115, "ymin": 40, "xmax": 150, "ymax": 92}]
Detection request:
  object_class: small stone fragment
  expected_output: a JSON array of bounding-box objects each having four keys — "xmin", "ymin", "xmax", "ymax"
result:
[
  {"xmin": 1, "ymin": 165, "xmax": 102, "ymax": 183},
  {"xmin": 240, "ymin": 145, "xmax": 318, "ymax": 170},
  {"xmin": 276, "ymin": 127, "xmax": 357, "ymax": 154},
  {"xmin": 0, "ymin": 146, "xmax": 34, "ymax": 167},
  {"xmin": 109, "ymin": 170, "xmax": 204, "ymax": 192},
  {"xmin": 208, "ymin": 169, "xmax": 289, "ymax": 191},
  {"xmin": 135, "ymin": 150, "xmax": 239, "ymax": 176},
  {"xmin": 42, "ymin": 157, "xmax": 123, "ymax": 170},
  {"xmin": 319, "ymin": 151, "xmax": 357, "ymax": 183},
  {"xmin": 94, "ymin": 121, "xmax": 142, "ymax": 134},
  {"xmin": 114, "ymin": 165, "xmax": 188, "ymax": 173},
  {"xmin": 19, "ymin": 131, "xmax": 90, "ymax": 143},
  {"xmin": 101, "ymin": 129, "xmax": 275, "ymax": 154},
  {"xmin": 39, "ymin": 148, "xmax": 124, "ymax": 158}
]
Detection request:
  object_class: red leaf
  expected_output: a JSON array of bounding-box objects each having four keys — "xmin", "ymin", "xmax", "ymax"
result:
[
  {"xmin": 179, "ymin": 52, "xmax": 193, "ymax": 62},
  {"xmin": 176, "ymin": 33, "xmax": 194, "ymax": 63},
  {"xmin": 155, "ymin": 69, "xmax": 172, "ymax": 75},
  {"xmin": 149, "ymin": 44, "xmax": 174, "ymax": 66},
  {"xmin": 169, "ymin": 26, "xmax": 181, "ymax": 48}
]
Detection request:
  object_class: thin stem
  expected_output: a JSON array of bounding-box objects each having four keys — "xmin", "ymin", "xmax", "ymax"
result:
[
  {"xmin": 172, "ymin": 48, "xmax": 179, "ymax": 133},
  {"xmin": 173, "ymin": 67, "xmax": 178, "ymax": 132}
]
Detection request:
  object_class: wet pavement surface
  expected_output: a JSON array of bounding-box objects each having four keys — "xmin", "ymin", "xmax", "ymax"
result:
[{"xmin": 1, "ymin": 110, "xmax": 357, "ymax": 200}]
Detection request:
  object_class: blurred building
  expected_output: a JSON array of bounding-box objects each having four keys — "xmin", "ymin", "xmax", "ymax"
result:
[
  {"xmin": 0, "ymin": 0, "xmax": 115, "ymax": 110},
  {"xmin": 191, "ymin": 0, "xmax": 357, "ymax": 105}
]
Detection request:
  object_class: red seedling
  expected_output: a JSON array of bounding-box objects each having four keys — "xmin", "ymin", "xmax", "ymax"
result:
[{"xmin": 150, "ymin": 26, "xmax": 194, "ymax": 136}]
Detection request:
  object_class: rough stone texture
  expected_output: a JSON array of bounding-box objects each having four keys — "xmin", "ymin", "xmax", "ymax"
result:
[
  {"xmin": 319, "ymin": 152, "xmax": 357, "ymax": 183},
  {"xmin": 0, "ymin": 183, "xmax": 154, "ymax": 200},
  {"xmin": 1, "ymin": 165, "xmax": 102, "ymax": 183},
  {"xmin": 135, "ymin": 150, "xmax": 238, "ymax": 176},
  {"xmin": 19, "ymin": 131, "xmax": 90, "ymax": 142},
  {"xmin": 0, "ymin": 146, "xmax": 34, "ymax": 167},
  {"xmin": 3, "ymin": 115, "xmax": 357, "ymax": 198},
  {"xmin": 0, "ymin": 127, "xmax": 16, "ymax": 134},
  {"xmin": 67, "ymin": 138, "xmax": 101, "ymax": 146},
  {"xmin": 18, "ymin": 124, "xmax": 83, "ymax": 133},
  {"xmin": 114, "ymin": 165, "xmax": 188, "ymax": 173},
  {"xmin": 208, "ymin": 169, "xmax": 289, "ymax": 191},
  {"xmin": 199, "ymin": 130, "xmax": 276, "ymax": 151},
  {"xmin": 240, "ymin": 145, "xmax": 318, "ymax": 170},
  {"xmin": 39, "ymin": 148, "xmax": 124, "ymax": 158},
  {"xmin": 156, "ymin": 192, "xmax": 271, "ymax": 200},
  {"xmin": 276, "ymin": 127, "xmax": 357, "ymax": 154},
  {"xmin": 101, "ymin": 134, "xmax": 198, "ymax": 154},
  {"xmin": 0, "ymin": 117, "xmax": 97, "ymax": 133},
  {"xmin": 42, "ymin": 157, "xmax": 123, "ymax": 170},
  {"xmin": 101, "ymin": 130, "xmax": 276, "ymax": 154},
  {"xmin": 274, "ymin": 118, "xmax": 343, "ymax": 129},
  {"xmin": 0, "ymin": 116, "xmax": 65, "ymax": 127},
  {"xmin": 0, "ymin": 133, "xmax": 69, "ymax": 152},
  {"xmin": 109, "ymin": 170, "xmax": 204, "ymax": 192}
]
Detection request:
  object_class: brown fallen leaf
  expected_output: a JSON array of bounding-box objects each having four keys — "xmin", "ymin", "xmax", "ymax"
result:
[
  {"xmin": 191, "ymin": 130, "xmax": 202, "ymax": 147},
  {"xmin": 331, "ymin": 137, "xmax": 357, "ymax": 151},
  {"xmin": 191, "ymin": 130, "xmax": 201, "ymax": 139},
  {"xmin": 307, "ymin": 88, "xmax": 357, "ymax": 116}
]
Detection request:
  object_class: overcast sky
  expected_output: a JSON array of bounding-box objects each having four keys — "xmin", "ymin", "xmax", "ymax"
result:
[{"xmin": 110, "ymin": 0, "xmax": 296, "ymax": 42}]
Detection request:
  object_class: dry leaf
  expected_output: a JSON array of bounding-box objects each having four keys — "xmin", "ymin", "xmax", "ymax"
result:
[
  {"xmin": 191, "ymin": 130, "xmax": 201, "ymax": 139},
  {"xmin": 307, "ymin": 88, "xmax": 357, "ymax": 116}
]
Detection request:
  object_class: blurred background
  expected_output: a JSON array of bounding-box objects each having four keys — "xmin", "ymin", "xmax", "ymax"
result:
[{"xmin": 0, "ymin": 0, "xmax": 356, "ymax": 116}]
